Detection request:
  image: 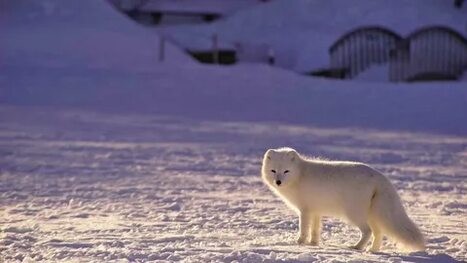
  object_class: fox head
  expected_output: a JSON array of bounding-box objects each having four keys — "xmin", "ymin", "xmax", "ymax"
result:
[{"xmin": 261, "ymin": 147, "xmax": 300, "ymax": 188}]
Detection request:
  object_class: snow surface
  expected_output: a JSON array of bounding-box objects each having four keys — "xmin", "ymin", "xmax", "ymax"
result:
[
  {"xmin": 1, "ymin": 0, "xmax": 466, "ymax": 262},
  {"xmin": 1, "ymin": 105, "xmax": 466, "ymax": 262}
]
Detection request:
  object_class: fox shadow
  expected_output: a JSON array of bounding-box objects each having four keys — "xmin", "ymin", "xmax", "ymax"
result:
[
  {"xmin": 400, "ymin": 253, "xmax": 462, "ymax": 263},
  {"xmin": 372, "ymin": 251, "xmax": 462, "ymax": 263}
]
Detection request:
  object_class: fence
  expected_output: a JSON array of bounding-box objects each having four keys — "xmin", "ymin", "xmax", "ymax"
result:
[
  {"xmin": 389, "ymin": 26, "xmax": 467, "ymax": 82},
  {"xmin": 329, "ymin": 26, "xmax": 403, "ymax": 78},
  {"xmin": 328, "ymin": 25, "xmax": 467, "ymax": 82}
]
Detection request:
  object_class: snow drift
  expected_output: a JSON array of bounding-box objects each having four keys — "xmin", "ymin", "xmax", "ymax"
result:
[{"xmin": 0, "ymin": 0, "xmax": 192, "ymax": 69}]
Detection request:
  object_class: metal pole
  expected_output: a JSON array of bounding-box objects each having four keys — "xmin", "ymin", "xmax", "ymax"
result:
[
  {"xmin": 212, "ymin": 33, "xmax": 219, "ymax": 64},
  {"xmin": 159, "ymin": 36, "xmax": 165, "ymax": 62}
]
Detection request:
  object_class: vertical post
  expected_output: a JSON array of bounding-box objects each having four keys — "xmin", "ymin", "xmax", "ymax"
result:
[
  {"xmin": 401, "ymin": 40, "xmax": 410, "ymax": 82},
  {"xmin": 212, "ymin": 33, "xmax": 219, "ymax": 64},
  {"xmin": 343, "ymin": 40, "xmax": 349, "ymax": 78},
  {"xmin": 388, "ymin": 47, "xmax": 395, "ymax": 82},
  {"xmin": 267, "ymin": 45, "xmax": 275, "ymax": 65},
  {"xmin": 234, "ymin": 42, "xmax": 242, "ymax": 63},
  {"xmin": 159, "ymin": 36, "xmax": 165, "ymax": 62},
  {"xmin": 351, "ymin": 35, "xmax": 357, "ymax": 78}
]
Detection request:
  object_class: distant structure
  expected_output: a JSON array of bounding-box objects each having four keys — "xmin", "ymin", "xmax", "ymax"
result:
[
  {"xmin": 454, "ymin": 0, "xmax": 465, "ymax": 8},
  {"xmin": 321, "ymin": 25, "xmax": 467, "ymax": 82},
  {"xmin": 188, "ymin": 39, "xmax": 238, "ymax": 65},
  {"xmin": 328, "ymin": 26, "xmax": 403, "ymax": 79},
  {"xmin": 390, "ymin": 26, "xmax": 467, "ymax": 82},
  {"xmin": 108, "ymin": 0, "xmax": 271, "ymax": 25}
]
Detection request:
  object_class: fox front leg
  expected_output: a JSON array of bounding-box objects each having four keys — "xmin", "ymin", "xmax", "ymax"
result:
[
  {"xmin": 310, "ymin": 215, "xmax": 321, "ymax": 246},
  {"xmin": 297, "ymin": 211, "xmax": 311, "ymax": 245}
]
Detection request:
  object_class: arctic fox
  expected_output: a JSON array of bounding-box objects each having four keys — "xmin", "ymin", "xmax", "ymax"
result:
[{"xmin": 261, "ymin": 147, "xmax": 425, "ymax": 252}]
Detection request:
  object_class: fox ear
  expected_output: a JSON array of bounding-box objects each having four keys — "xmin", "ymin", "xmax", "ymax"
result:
[
  {"xmin": 287, "ymin": 150, "xmax": 298, "ymax": 161},
  {"xmin": 265, "ymin": 149, "xmax": 274, "ymax": 160}
]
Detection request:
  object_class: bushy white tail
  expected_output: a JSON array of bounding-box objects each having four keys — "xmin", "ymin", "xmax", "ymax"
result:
[{"xmin": 371, "ymin": 179, "xmax": 425, "ymax": 251}]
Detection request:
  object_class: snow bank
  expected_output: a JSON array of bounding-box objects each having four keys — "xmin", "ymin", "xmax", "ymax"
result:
[
  {"xmin": 0, "ymin": 0, "xmax": 192, "ymax": 69},
  {"xmin": 2, "ymin": 63, "xmax": 466, "ymax": 135}
]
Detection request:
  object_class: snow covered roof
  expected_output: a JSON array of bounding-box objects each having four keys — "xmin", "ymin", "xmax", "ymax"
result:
[{"xmin": 111, "ymin": 0, "xmax": 266, "ymax": 14}]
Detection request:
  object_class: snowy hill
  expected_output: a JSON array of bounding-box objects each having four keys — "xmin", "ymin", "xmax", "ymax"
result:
[{"xmin": 0, "ymin": 0, "xmax": 192, "ymax": 69}]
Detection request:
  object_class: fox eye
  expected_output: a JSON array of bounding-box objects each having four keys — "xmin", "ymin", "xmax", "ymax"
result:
[
  {"xmin": 284, "ymin": 170, "xmax": 290, "ymax": 174},
  {"xmin": 271, "ymin": 170, "xmax": 276, "ymax": 173}
]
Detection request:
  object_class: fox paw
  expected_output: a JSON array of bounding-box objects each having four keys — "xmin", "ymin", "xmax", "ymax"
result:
[
  {"xmin": 349, "ymin": 245, "xmax": 365, "ymax": 250},
  {"xmin": 310, "ymin": 240, "xmax": 319, "ymax": 246},
  {"xmin": 297, "ymin": 237, "xmax": 308, "ymax": 245}
]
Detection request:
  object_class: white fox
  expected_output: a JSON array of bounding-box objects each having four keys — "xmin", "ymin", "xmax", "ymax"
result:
[{"xmin": 261, "ymin": 147, "xmax": 425, "ymax": 252}]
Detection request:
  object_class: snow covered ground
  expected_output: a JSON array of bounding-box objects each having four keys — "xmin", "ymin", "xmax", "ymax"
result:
[
  {"xmin": 0, "ymin": 105, "xmax": 466, "ymax": 262},
  {"xmin": 1, "ymin": 0, "xmax": 466, "ymax": 262}
]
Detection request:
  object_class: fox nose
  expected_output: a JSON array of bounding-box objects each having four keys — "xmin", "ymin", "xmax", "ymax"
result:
[{"xmin": 276, "ymin": 180, "xmax": 282, "ymax": 186}]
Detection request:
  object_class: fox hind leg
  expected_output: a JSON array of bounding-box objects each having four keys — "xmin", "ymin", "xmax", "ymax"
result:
[
  {"xmin": 350, "ymin": 223, "xmax": 372, "ymax": 250},
  {"xmin": 347, "ymin": 199, "xmax": 373, "ymax": 250},
  {"xmin": 369, "ymin": 220, "xmax": 382, "ymax": 252}
]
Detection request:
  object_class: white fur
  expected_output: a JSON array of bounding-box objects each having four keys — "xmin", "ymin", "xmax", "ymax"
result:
[{"xmin": 261, "ymin": 147, "xmax": 425, "ymax": 252}]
